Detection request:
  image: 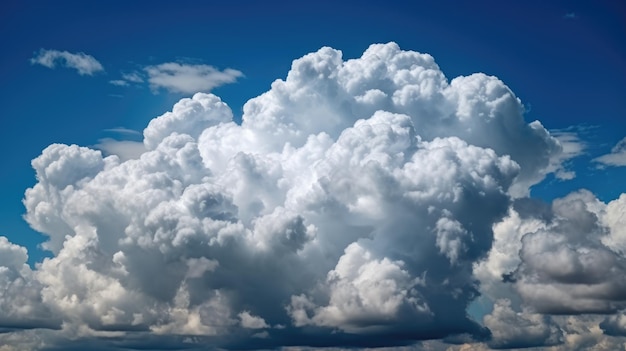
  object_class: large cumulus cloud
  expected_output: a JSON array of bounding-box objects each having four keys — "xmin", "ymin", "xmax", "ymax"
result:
[{"xmin": 0, "ymin": 42, "xmax": 599, "ymax": 350}]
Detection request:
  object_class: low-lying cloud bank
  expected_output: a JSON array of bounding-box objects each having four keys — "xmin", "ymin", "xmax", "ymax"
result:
[{"xmin": 3, "ymin": 42, "xmax": 624, "ymax": 350}]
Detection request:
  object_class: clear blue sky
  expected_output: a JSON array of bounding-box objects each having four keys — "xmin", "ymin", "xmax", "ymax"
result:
[{"xmin": 0, "ymin": 1, "xmax": 625, "ymax": 350}]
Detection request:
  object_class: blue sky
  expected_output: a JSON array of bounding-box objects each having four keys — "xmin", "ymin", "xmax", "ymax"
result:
[{"xmin": 1, "ymin": 1, "xmax": 626, "ymax": 350}]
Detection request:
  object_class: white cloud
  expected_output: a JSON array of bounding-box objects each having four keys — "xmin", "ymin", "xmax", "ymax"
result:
[
  {"xmin": 96, "ymin": 129, "xmax": 145, "ymax": 161},
  {"xmin": 143, "ymin": 93, "xmax": 233, "ymax": 150},
  {"xmin": 0, "ymin": 237, "xmax": 60, "ymax": 331},
  {"xmin": 593, "ymin": 137, "xmax": 626, "ymax": 167},
  {"xmin": 144, "ymin": 63, "xmax": 243, "ymax": 94},
  {"xmin": 109, "ymin": 80, "xmax": 129, "ymax": 86},
  {"xmin": 30, "ymin": 49, "xmax": 104, "ymax": 75},
  {"xmin": 288, "ymin": 242, "xmax": 431, "ymax": 333},
  {"xmin": 483, "ymin": 299, "xmax": 562, "ymax": 348},
  {"xmin": 103, "ymin": 127, "xmax": 142, "ymax": 136},
  {"xmin": 110, "ymin": 72, "xmax": 145, "ymax": 87},
  {"xmin": 122, "ymin": 72, "xmax": 144, "ymax": 83},
  {"xmin": 550, "ymin": 130, "xmax": 586, "ymax": 180},
  {"xmin": 601, "ymin": 193, "xmax": 626, "ymax": 254},
  {"xmin": 93, "ymin": 138, "xmax": 146, "ymax": 161},
  {"xmin": 1, "ymin": 42, "xmax": 613, "ymax": 350},
  {"xmin": 238, "ymin": 311, "xmax": 269, "ymax": 329},
  {"xmin": 0, "ymin": 236, "xmax": 27, "ymax": 269}
]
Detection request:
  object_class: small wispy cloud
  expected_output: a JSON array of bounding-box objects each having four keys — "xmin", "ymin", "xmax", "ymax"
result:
[
  {"xmin": 563, "ymin": 12, "xmax": 578, "ymax": 20},
  {"xmin": 110, "ymin": 71, "xmax": 144, "ymax": 87},
  {"xmin": 103, "ymin": 127, "xmax": 141, "ymax": 136},
  {"xmin": 593, "ymin": 137, "xmax": 626, "ymax": 168},
  {"xmin": 109, "ymin": 64, "xmax": 242, "ymax": 95},
  {"xmin": 144, "ymin": 63, "xmax": 243, "ymax": 94},
  {"xmin": 549, "ymin": 127, "xmax": 588, "ymax": 180},
  {"xmin": 31, "ymin": 49, "xmax": 104, "ymax": 75},
  {"xmin": 552, "ymin": 131, "xmax": 586, "ymax": 158},
  {"xmin": 109, "ymin": 80, "xmax": 129, "ymax": 86},
  {"xmin": 122, "ymin": 72, "xmax": 144, "ymax": 83}
]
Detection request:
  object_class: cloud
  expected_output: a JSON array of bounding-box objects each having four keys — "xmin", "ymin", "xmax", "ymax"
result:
[
  {"xmin": 103, "ymin": 127, "xmax": 142, "ymax": 136},
  {"xmin": 549, "ymin": 130, "xmax": 586, "ymax": 180},
  {"xmin": 483, "ymin": 299, "xmax": 562, "ymax": 349},
  {"xmin": 109, "ymin": 72, "xmax": 145, "ymax": 87},
  {"xmin": 239, "ymin": 311, "xmax": 270, "ymax": 329},
  {"xmin": 473, "ymin": 190, "xmax": 626, "ymax": 348},
  {"xmin": 487, "ymin": 190, "xmax": 626, "ymax": 314},
  {"xmin": 95, "ymin": 129, "xmax": 145, "ymax": 161},
  {"xmin": 0, "ymin": 237, "xmax": 61, "ymax": 331},
  {"xmin": 564, "ymin": 12, "xmax": 578, "ymax": 20},
  {"xmin": 109, "ymin": 80, "xmax": 128, "ymax": 86},
  {"xmin": 144, "ymin": 93, "xmax": 233, "ymax": 149},
  {"xmin": 288, "ymin": 241, "xmax": 432, "ymax": 333},
  {"xmin": 144, "ymin": 63, "xmax": 243, "ymax": 94},
  {"xmin": 1, "ymin": 42, "xmax": 602, "ymax": 350},
  {"xmin": 93, "ymin": 138, "xmax": 146, "ymax": 161},
  {"xmin": 122, "ymin": 72, "xmax": 144, "ymax": 83},
  {"xmin": 593, "ymin": 137, "xmax": 626, "ymax": 167},
  {"xmin": 31, "ymin": 49, "xmax": 104, "ymax": 75},
  {"xmin": 470, "ymin": 190, "xmax": 626, "ymax": 350}
]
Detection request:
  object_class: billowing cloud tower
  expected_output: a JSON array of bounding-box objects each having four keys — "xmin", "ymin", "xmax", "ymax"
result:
[{"xmin": 5, "ymin": 43, "xmax": 622, "ymax": 350}]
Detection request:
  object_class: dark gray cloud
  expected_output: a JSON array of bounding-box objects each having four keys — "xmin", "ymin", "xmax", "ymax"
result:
[
  {"xmin": 483, "ymin": 299, "xmax": 562, "ymax": 349},
  {"xmin": 474, "ymin": 189, "xmax": 626, "ymax": 350},
  {"xmin": 510, "ymin": 190, "xmax": 626, "ymax": 314}
]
